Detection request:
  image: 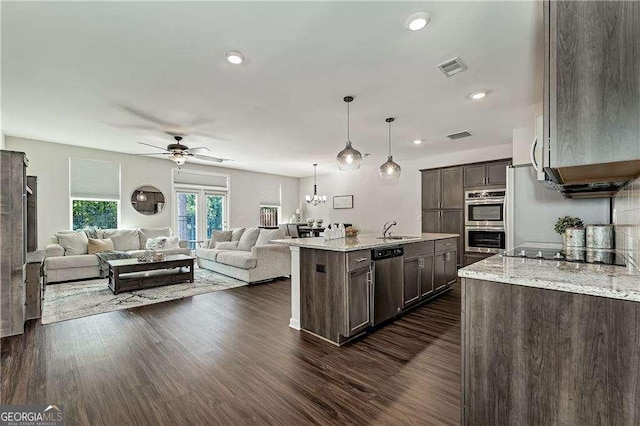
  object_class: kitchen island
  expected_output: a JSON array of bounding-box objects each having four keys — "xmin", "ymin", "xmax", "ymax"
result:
[
  {"xmin": 458, "ymin": 249, "xmax": 640, "ymax": 425},
  {"xmin": 272, "ymin": 233, "xmax": 458, "ymax": 345}
]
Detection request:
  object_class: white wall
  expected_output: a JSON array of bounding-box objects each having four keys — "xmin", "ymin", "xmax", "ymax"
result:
[
  {"xmin": 299, "ymin": 144, "xmax": 512, "ymax": 235},
  {"xmin": 6, "ymin": 136, "xmax": 299, "ymax": 249}
]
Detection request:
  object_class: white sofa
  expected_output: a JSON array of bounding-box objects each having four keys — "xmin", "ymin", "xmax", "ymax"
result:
[
  {"xmin": 44, "ymin": 227, "xmax": 191, "ymax": 284},
  {"xmin": 195, "ymin": 227, "xmax": 290, "ymax": 283}
]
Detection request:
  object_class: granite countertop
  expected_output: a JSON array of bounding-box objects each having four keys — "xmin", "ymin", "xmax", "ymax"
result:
[
  {"xmin": 458, "ymin": 245, "xmax": 640, "ymax": 302},
  {"xmin": 270, "ymin": 233, "xmax": 458, "ymax": 252}
]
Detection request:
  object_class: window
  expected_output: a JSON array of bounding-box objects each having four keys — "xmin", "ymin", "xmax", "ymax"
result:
[
  {"xmin": 69, "ymin": 158, "xmax": 121, "ymax": 229},
  {"xmin": 72, "ymin": 199, "xmax": 119, "ymax": 230},
  {"xmin": 259, "ymin": 206, "xmax": 280, "ymax": 227}
]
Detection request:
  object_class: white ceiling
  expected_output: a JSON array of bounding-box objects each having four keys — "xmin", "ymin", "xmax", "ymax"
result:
[{"xmin": 2, "ymin": 1, "xmax": 542, "ymax": 177}]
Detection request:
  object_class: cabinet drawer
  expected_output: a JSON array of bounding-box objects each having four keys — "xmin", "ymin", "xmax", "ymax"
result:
[
  {"xmin": 435, "ymin": 238, "xmax": 456, "ymax": 252},
  {"xmin": 403, "ymin": 241, "xmax": 434, "ymax": 258},
  {"xmin": 347, "ymin": 250, "xmax": 371, "ymax": 271}
]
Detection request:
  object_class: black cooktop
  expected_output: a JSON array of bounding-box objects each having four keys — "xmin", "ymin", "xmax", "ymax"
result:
[{"xmin": 501, "ymin": 246, "xmax": 627, "ymax": 266}]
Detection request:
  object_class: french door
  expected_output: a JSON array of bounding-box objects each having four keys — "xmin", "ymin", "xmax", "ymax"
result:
[{"xmin": 175, "ymin": 190, "xmax": 227, "ymax": 248}]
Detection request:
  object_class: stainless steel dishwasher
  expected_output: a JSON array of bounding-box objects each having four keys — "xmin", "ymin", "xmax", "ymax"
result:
[{"xmin": 371, "ymin": 246, "xmax": 404, "ymax": 326}]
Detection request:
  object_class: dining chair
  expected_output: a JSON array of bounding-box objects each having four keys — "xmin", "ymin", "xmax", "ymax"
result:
[
  {"xmin": 279, "ymin": 224, "xmax": 290, "ymax": 237},
  {"xmin": 287, "ymin": 224, "xmax": 300, "ymax": 238}
]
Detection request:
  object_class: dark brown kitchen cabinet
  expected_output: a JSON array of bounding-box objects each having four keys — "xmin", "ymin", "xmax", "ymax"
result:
[
  {"xmin": 346, "ymin": 266, "xmax": 371, "ymax": 337},
  {"xmin": 464, "ymin": 164, "xmax": 486, "ymax": 187},
  {"xmin": 421, "ymin": 166, "xmax": 463, "ymax": 209},
  {"xmin": 421, "ymin": 170, "xmax": 440, "ymax": 210},
  {"xmin": 464, "ymin": 160, "xmax": 511, "ymax": 188},
  {"xmin": 434, "ymin": 249, "xmax": 457, "ymax": 291},
  {"xmin": 420, "ymin": 255, "xmax": 434, "ymax": 298},
  {"xmin": 441, "ymin": 167, "xmax": 464, "ymax": 209},
  {"xmin": 422, "ymin": 210, "xmax": 463, "ymax": 265},
  {"xmin": 546, "ymin": 0, "xmax": 640, "ymax": 170},
  {"xmin": 402, "ymin": 257, "xmax": 421, "ymax": 307}
]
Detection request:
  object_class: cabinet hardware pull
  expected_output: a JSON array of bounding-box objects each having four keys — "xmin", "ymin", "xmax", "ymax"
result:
[{"xmin": 355, "ymin": 257, "xmax": 368, "ymax": 262}]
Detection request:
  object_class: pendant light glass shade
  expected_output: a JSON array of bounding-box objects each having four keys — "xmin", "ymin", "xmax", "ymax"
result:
[
  {"xmin": 379, "ymin": 117, "xmax": 401, "ymax": 179},
  {"xmin": 305, "ymin": 164, "xmax": 327, "ymax": 205},
  {"xmin": 336, "ymin": 96, "xmax": 363, "ymax": 171},
  {"xmin": 136, "ymin": 190, "xmax": 148, "ymax": 202}
]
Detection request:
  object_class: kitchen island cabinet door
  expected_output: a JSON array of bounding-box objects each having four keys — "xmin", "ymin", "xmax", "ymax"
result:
[
  {"xmin": 346, "ymin": 266, "xmax": 371, "ymax": 337},
  {"xmin": 444, "ymin": 250, "xmax": 457, "ymax": 285},
  {"xmin": 402, "ymin": 257, "xmax": 421, "ymax": 308},
  {"xmin": 420, "ymin": 255, "xmax": 434, "ymax": 298}
]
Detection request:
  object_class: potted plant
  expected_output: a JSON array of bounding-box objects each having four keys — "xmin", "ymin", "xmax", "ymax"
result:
[{"xmin": 554, "ymin": 216, "xmax": 585, "ymax": 245}]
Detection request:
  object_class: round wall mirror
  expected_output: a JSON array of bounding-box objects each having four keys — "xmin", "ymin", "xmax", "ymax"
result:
[{"xmin": 131, "ymin": 185, "xmax": 165, "ymax": 215}]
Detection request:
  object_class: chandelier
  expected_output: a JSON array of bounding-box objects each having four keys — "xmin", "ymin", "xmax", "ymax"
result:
[{"xmin": 305, "ymin": 164, "xmax": 326, "ymax": 206}]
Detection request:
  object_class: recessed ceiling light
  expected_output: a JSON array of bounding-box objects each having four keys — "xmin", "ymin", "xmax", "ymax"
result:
[
  {"xmin": 412, "ymin": 139, "xmax": 423, "ymax": 145},
  {"xmin": 470, "ymin": 91, "xmax": 487, "ymax": 100},
  {"xmin": 225, "ymin": 50, "xmax": 245, "ymax": 65},
  {"xmin": 406, "ymin": 12, "xmax": 431, "ymax": 31}
]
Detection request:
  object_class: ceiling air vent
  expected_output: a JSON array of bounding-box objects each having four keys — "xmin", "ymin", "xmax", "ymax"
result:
[
  {"xmin": 446, "ymin": 131, "xmax": 472, "ymax": 140},
  {"xmin": 437, "ymin": 57, "xmax": 467, "ymax": 77}
]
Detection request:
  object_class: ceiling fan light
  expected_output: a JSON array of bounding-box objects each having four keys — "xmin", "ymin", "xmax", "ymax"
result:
[{"xmin": 170, "ymin": 153, "xmax": 186, "ymax": 165}]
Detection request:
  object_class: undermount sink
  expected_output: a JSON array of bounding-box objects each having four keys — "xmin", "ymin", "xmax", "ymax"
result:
[{"xmin": 376, "ymin": 236, "xmax": 421, "ymax": 240}]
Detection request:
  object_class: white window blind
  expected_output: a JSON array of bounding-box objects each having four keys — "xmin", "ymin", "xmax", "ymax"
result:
[
  {"xmin": 69, "ymin": 158, "xmax": 121, "ymax": 200},
  {"xmin": 173, "ymin": 170, "xmax": 228, "ymax": 190}
]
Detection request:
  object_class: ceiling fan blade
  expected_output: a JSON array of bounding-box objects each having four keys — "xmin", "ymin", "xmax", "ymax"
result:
[
  {"xmin": 120, "ymin": 105, "xmax": 172, "ymax": 126},
  {"xmin": 138, "ymin": 141, "xmax": 169, "ymax": 151},
  {"xmin": 187, "ymin": 146, "xmax": 211, "ymax": 154},
  {"xmin": 130, "ymin": 152, "xmax": 171, "ymax": 156},
  {"xmin": 191, "ymin": 154, "xmax": 225, "ymax": 163}
]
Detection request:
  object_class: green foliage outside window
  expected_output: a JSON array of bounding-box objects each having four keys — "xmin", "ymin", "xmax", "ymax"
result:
[{"xmin": 72, "ymin": 200, "xmax": 118, "ymax": 230}]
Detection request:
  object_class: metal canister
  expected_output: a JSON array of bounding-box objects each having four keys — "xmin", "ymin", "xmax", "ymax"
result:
[
  {"xmin": 586, "ymin": 224, "xmax": 615, "ymax": 249},
  {"xmin": 565, "ymin": 228, "xmax": 586, "ymax": 247}
]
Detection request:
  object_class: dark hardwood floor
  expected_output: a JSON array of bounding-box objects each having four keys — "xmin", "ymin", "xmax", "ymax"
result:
[{"xmin": 1, "ymin": 279, "xmax": 461, "ymax": 425}]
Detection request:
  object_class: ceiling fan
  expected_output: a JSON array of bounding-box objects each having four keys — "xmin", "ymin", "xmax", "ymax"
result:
[{"xmin": 133, "ymin": 134, "xmax": 230, "ymax": 165}]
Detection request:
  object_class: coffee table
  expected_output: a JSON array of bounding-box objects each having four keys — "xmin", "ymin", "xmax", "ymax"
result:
[{"xmin": 107, "ymin": 254, "xmax": 194, "ymax": 294}]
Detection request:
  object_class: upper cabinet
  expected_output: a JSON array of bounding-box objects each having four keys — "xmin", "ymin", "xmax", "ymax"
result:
[
  {"xmin": 464, "ymin": 160, "xmax": 511, "ymax": 188},
  {"xmin": 544, "ymin": 0, "xmax": 640, "ymax": 186},
  {"xmin": 422, "ymin": 166, "xmax": 463, "ymax": 210}
]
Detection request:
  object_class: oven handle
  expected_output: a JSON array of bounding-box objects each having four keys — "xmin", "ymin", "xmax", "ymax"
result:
[
  {"xmin": 464, "ymin": 198, "xmax": 506, "ymax": 205},
  {"xmin": 465, "ymin": 226, "xmax": 506, "ymax": 231}
]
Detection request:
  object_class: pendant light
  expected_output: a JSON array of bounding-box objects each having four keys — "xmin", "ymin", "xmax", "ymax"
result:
[
  {"xmin": 336, "ymin": 96, "xmax": 363, "ymax": 171},
  {"xmin": 379, "ymin": 117, "xmax": 401, "ymax": 179},
  {"xmin": 136, "ymin": 190, "xmax": 148, "ymax": 202},
  {"xmin": 305, "ymin": 164, "xmax": 327, "ymax": 205}
]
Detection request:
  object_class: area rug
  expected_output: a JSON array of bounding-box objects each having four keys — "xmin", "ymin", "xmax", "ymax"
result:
[{"xmin": 41, "ymin": 268, "xmax": 247, "ymax": 324}]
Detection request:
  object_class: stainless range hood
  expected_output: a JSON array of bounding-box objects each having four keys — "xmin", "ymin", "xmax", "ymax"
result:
[{"xmin": 542, "ymin": 160, "xmax": 640, "ymax": 199}]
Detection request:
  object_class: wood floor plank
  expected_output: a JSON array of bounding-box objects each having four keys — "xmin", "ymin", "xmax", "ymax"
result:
[{"xmin": 1, "ymin": 279, "xmax": 461, "ymax": 425}]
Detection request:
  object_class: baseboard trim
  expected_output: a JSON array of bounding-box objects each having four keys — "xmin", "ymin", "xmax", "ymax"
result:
[{"xmin": 289, "ymin": 318, "xmax": 300, "ymax": 330}]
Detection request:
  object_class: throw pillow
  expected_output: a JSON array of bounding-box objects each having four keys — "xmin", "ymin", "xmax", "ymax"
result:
[
  {"xmin": 103, "ymin": 229, "xmax": 140, "ymax": 251},
  {"xmin": 208, "ymin": 230, "xmax": 232, "ymax": 248},
  {"xmin": 215, "ymin": 241, "xmax": 239, "ymax": 250},
  {"xmin": 56, "ymin": 231, "xmax": 89, "ymax": 256},
  {"xmin": 139, "ymin": 227, "xmax": 172, "ymax": 249},
  {"xmin": 230, "ymin": 228, "xmax": 246, "ymax": 242},
  {"xmin": 255, "ymin": 228, "xmax": 285, "ymax": 246},
  {"xmin": 164, "ymin": 235, "xmax": 180, "ymax": 249},
  {"xmin": 237, "ymin": 227, "xmax": 260, "ymax": 251},
  {"xmin": 145, "ymin": 235, "xmax": 180, "ymax": 250},
  {"xmin": 145, "ymin": 236, "xmax": 167, "ymax": 250},
  {"xmin": 87, "ymin": 238, "xmax": 114, "ymax": 254}
]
